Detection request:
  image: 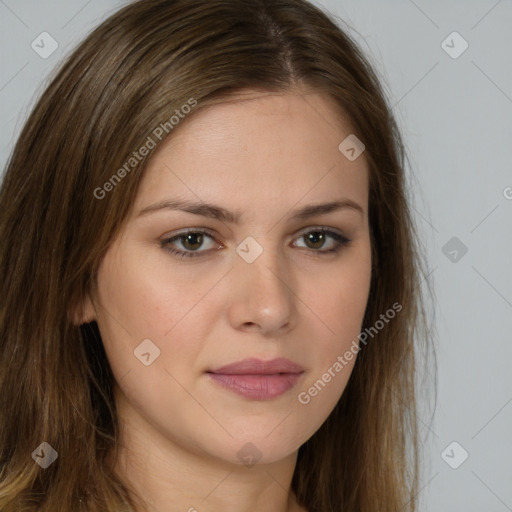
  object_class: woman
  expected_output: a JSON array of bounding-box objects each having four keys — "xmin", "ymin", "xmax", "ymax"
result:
[{"xmin": 0, "ymin": 0, "xmax": 434, "ymax": 510}]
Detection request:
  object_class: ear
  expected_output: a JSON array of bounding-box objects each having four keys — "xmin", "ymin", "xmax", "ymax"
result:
[{"xmin": 69, "ymin": 292, "xmax": 96, "ymax": 326}]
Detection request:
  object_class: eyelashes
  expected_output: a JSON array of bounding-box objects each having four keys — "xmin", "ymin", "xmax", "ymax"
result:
[
  {"xmin": 160, "ymin": 227, "xmax": 352, "ymax": 260},
  {"xmin": 161, "ymin": 228, "xmax": 220, "ymax": 259}
]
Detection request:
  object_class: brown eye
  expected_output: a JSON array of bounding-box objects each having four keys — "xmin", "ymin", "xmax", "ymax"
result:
[
  {"xmin": 181, "ymin": 233, "xmax": 204, "ymax": 251},
  {"xmin": 161, "ymin": 229, "xmax": 220, "ymax": 259},
  {"xmin": 293, "ymin": 228, "xmax": 351, "ymax": 255},
  {"xmin": 304, "ymin": 231, "xmax": 326, "ymax": 249}
]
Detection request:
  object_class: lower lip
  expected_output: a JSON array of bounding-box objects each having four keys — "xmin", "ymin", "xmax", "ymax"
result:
[{"xmin": 207, "ymin": 373, "xmax": 303, "ymax": 400}]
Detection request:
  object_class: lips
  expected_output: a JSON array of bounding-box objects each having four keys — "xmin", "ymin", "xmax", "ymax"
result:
[
  {"xmin": 209, "ymin": 357, "xmax": 304, "ymax": 375},
  {"xmin": 207, "ymin": 357, "xmax": 304, "ymax": 400}
]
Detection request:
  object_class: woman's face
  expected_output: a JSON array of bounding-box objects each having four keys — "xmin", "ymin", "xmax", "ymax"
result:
[{"xmin": 83, "ymin": 90, "xmax": 371, "ymax": 466}]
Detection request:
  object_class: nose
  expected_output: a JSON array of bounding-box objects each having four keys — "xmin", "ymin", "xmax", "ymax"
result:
[{"xmin": 225, "ymin": 243, "xmax": 297, "ymax": 336}]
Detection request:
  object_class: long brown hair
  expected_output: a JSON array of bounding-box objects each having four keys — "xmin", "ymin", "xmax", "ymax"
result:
[{"xmin": 0, "ymin": 0, "xmax": 435, "ymax": 510}]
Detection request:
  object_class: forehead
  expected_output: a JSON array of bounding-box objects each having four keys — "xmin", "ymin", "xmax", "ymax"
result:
[
  {"xmin": 162, "ymin": 89, "xmax": 357, "ymax": 153},
  {"xmin": 132, "ymin": 90, "xmax": 369, "ymax": 219}
]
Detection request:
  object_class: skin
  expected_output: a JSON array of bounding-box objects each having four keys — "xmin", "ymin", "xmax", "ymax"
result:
[{"xmin": 77, "ymin": 89, "xmax": 372, "ymax": 512}]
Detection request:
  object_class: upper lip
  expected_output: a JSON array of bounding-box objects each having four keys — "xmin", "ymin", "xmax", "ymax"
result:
[{"xmin": 208, "ymin": 357, "xmax": 304, "ymax": 375}]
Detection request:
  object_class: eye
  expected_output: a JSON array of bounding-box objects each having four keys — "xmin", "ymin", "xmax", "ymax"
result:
[
  {"xmin": 292, "ymin": 228, "xmax": 351, "ymax": 255},
  {"xmin": 160, "ymin": 229, "xmax": 221, "ymax": 259},
  {"xmin": 160, "ymin": 227, "xmax": 352, "ymax": 260}
]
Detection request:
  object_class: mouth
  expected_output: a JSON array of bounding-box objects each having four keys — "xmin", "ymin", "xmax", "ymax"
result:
[{"xmin": 206, "ymin": 357, "xmax": 304, "ymax": 400}]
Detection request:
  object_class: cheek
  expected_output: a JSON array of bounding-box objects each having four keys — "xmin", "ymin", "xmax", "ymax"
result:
[
  {"xmin": 93, "ymin": 254, "xmax": 211, "ymax": 442},
  {"xmin": 308, "ymin": 242, "xmax": 372, "ymax": 339},
  {"xmin": 299, "ymin": 240, "xmax": 371, "ymax": 393},
  {"xmin": 94, "ymin": 246, "xmax": 207, "ymax": 342},
  {"xmin": 91, "ymin": 250, "xmax": 171, "ymax": 385},
  {"xmin": 92, "ymin": 248, "xmax": 216, "ymax": 391}
]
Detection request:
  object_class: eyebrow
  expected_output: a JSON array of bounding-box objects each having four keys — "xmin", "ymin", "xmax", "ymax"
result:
[{"xmin": 137, "ymin": 198, "xmax": 364, "ymax": 223}]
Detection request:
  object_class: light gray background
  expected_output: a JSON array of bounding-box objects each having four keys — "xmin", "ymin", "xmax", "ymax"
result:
[{"xmin": 1, "ymin": 1, "xmax": 511, "ymax": 511}]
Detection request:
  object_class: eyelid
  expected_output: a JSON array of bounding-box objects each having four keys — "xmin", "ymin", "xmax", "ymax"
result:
[
  {"xmin": 292, "ymin": 225, "xmax": 348, "ymax": 240},
  {"xmin": 162, "ymin": 226, "xmax": 217, "ymax": 239}
]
